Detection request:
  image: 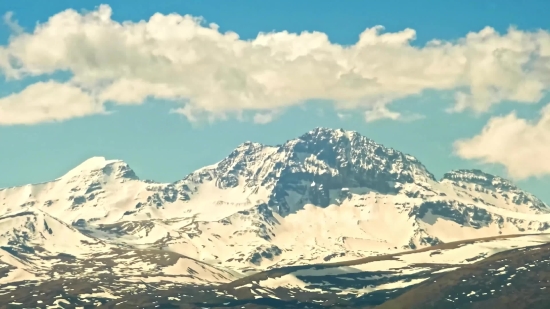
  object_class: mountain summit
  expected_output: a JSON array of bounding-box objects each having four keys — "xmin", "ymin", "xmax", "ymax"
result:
[
  {"xmin": 60, "ymin": 156, "xmax": 139, "ymax": 181},
  {"xmin": 175, "ymin": 127, "xmax": 437, "ymax": 215},
  {"xmin": 2, "ymin": 128, "xmax": 546, "ymax": 220}
]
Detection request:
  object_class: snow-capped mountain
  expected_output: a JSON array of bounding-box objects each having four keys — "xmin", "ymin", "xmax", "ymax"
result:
[
  {"xmin": 1, "ymin": 127, "xmax": 549, "ymax": 289},
  {"xmin": 175, "ymin": 128, "xmax": 435, "ymax": 216}
]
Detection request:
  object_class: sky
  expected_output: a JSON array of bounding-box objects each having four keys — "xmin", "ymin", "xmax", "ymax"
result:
[{"xmin": 1, "ymin": 1, "xmax": 550, "ymax": 202}]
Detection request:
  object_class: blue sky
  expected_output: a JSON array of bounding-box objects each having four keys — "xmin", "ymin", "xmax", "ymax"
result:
[{"xmin": 1, "ymin": 1, "xmax": 550, "ymax": 202}]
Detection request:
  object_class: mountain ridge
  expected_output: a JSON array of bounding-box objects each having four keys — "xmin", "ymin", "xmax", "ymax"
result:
[
  {"xmin": 1, "ymin": 128, "xmax": 537, "ymax": 205},
  {"xmin": 1, "ymin": 127, "xmax": 550, "ymax": 307}
]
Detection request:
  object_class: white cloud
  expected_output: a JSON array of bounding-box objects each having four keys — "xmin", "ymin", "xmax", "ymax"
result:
[
  {"xmin": 0, "ymin": 81, "xmax": 104, "ymax": 125},
  {"xmin": 337, "ymin": 112, "xmax": 350, "ymax": 120},
  {"xmin": 363, "ymin": 103, "xmax": 424, "ymax": 122},
  {"xmin": 253, "ymin": 110, "xmax": 280, "ymax": 124},
  {"xmin": 1, "ymin": 5, "xmax": 550, "ymax": 124},
  {"xmin": 364, "ymin": 105, "xmax": 401, "ymax": 122},
  {"xmin": 454, "ymin": 104, "xmax": 550, "ymax": 179},
  {"xmin": 3, "ymin": 12, "xmax": 24, "ymax": 34}
]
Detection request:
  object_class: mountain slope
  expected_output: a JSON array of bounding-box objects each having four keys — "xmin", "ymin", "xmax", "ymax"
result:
[
  {"xmin": 377, "ymin": 239, "xmax": 550, "ymax": 309},
  {"xmin": 0, "ymin": 127, "xmax": 549, "ymax": 307},
  {"xmin": 91, "ymin": 233, "xmax": 550, "ymax": 309}
]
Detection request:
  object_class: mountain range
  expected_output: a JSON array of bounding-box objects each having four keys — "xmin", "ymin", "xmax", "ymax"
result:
[{"xmin": 1, "ymin": 127, "xmax": 549, "ymax": 308}]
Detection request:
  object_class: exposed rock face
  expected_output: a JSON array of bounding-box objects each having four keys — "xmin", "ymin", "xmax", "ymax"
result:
[
  {"xmin": 175, "ymin": 127, "xmax": 437, "ymax": 216},
  {"xmin": 441, "ymin": 169, "xmax": 548, "ymax": 213},
  {"xmin": 415, "ymin": 201, "xmax": 494, "ymax": 228}
]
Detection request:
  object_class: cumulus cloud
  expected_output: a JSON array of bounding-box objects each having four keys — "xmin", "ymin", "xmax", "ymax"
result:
[
  {"xmin": 0, "ymin": 81, "xmax": 104, "ymax": 125},
  {"xmin": 1, "ymin": 5, "xmax": 550, "ymax": 124},
  {"xmin": 454, "ymin": 104, "xmax": 550, "ymax": 179}
]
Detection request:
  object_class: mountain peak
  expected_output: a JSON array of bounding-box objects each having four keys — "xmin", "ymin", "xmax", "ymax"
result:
[
  {"xmin": 441, "ymin": 169, "xmax": 514, "ymax": 190},
  {"xmin": 441, "ymin": 168, "xmax": 549, "ymax": 212},
  {"xmin": 300, "ymin": 127, "xmax": 358, "ymax": 140},
  {"xmin": 309, "ymin": 127, "xmax": 345, "ymax": 134},
  {"xmin": 73, "ymin": 156, "xmax": 120, "ymax": 170},
  {"xmin": 234, "ymin": 141, "xmax": 265, "ymax": 151},
  {"xmin": 62, "ymin": 157, "xmax": 138, "ymax": 180}
]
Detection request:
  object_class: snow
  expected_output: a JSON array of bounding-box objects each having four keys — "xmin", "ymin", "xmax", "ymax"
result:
[
  {"xmin": 46, "ymin": 299, "xmax": 71, "ymax": 309},
  {"xmin": 79, "ymin": 291, "xmax": 117, "ymax": 299},
  {"xmin": 61, "ymin": 157, "xmax": 121, "ymax": 178},
  {"xmin": 0, "ymin": 127, "xmax": 549, "ymax": 293},
  {"xmin": 335, "ymin": 278, "xmax": 430, "ymax": 296},
  {"xmin": 256, "ymin": 234, "xmax": 550, "ymax": 294},
  {"xmin": 162, "ymin": 257, "xmax": 235, "ymax": 283},
  {"xmin": 0, "ymin": 267, "xmax": 37, "ymax": 284}
]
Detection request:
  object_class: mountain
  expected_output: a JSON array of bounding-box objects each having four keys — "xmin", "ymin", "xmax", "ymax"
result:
[
  {"xmin": 376, "ymin": 238, "xmax": 550, "ymax": 309},
  {"xmin": 82, "ymin": 233, "xmax": 550, "ymax": 309},
  {"xmin": 1, "ymin": 127, "xmax": 549, "ymax": 308}
]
